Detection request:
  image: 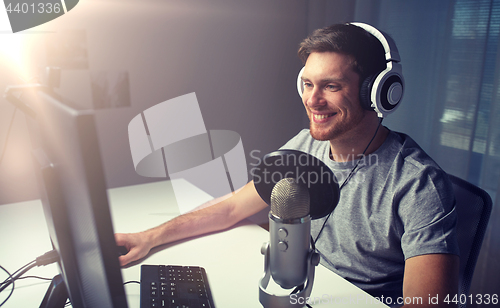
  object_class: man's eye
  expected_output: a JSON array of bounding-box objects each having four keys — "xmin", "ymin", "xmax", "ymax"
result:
[
  {"xmin": 303, "ymin": 82, "xmax": 313, "ymax": 89},
  {"xmin": 326, "ymin": 84, "xmax": 339, "ymax": 91}
]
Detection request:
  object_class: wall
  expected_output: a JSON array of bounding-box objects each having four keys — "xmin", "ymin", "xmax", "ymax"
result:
[{"xmin": 0, "ymin": 0, "xmax": 310, "ymax": 205}]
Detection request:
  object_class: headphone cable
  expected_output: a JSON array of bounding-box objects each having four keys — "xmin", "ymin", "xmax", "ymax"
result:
[{"xmin": 313, "ymin": 118, "xmax": 383, "ymax": 246}]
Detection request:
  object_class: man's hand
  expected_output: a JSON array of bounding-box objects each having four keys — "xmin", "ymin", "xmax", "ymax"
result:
[{"xmin": 115, "ymin": 232, "xmax": 155, "ymax": 266}]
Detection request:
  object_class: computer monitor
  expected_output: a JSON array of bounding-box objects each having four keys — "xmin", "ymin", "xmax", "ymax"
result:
[{"xmin": 19, "ymin": 87, "xmax": 128, "ymax": 308}]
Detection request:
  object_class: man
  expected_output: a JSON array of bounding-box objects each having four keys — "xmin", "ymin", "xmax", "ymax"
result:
[{"xmin": 116, "ymin": 23, "xmax": 459, "ymax": 307}]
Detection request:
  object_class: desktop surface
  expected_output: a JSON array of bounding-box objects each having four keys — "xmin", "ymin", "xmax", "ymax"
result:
[{"xmin": 0, "ymin": 179, "xmax": 387, "ymax": 308}]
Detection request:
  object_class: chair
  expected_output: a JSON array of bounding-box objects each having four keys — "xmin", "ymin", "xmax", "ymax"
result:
[{"xmin": 448, "ymin": 174, "xmax": 492, "ymax": 307}]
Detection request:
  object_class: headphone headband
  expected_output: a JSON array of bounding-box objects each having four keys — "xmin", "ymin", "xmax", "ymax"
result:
[{"xmin": 349, "ymin": 22, "xmax": 401, "ymax": 63}]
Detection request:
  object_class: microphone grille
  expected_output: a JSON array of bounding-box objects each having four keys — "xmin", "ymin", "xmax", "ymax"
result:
[{"xmin": 270, "ymin": 178, "xmax": 310, "ymax": 220}]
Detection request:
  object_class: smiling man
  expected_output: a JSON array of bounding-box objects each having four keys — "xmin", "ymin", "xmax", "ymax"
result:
[
  {"xmin": 277, "ymin": 24, "xmax": 460, "ymax": 307},
  {"xmin": 116, "ymin": 23, "xmax": 459, "ymax": 307}
]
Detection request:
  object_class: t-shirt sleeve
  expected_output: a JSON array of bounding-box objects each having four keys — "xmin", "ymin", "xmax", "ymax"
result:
[{"xmin": 397, "ymin": 166, "xmax": 460, "ymax": 260}]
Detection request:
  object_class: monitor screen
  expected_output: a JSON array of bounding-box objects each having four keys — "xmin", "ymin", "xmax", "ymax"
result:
[{"xmin": 23, "ymin": 88, "xmax": 128, "ymax": 308}]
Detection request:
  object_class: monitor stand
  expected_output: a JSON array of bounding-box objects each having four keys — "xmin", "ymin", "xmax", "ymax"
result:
[{"xmin": 40, "ymin": 274, "xmax": 68, "ymax": 308}]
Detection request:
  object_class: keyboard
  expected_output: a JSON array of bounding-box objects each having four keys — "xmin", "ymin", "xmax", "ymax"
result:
[{"xmin": 140, "ymin": 265, "xmax": 215, "ymax": 308}]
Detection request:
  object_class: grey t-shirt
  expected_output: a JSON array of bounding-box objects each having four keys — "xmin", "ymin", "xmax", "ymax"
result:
[{"xmin": 280, "ymin": 129, "xmax": 459, "ymax": 304}]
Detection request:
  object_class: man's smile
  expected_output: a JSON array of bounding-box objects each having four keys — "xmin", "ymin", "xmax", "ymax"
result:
[{"xmin": 311, "ymin": 112, "xmax": 337, "ymax": 123}]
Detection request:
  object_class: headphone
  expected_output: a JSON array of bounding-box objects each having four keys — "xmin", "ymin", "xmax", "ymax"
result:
[{"xmin": 297, "ymin": 22, "xmax": 404, "ymax": 118}]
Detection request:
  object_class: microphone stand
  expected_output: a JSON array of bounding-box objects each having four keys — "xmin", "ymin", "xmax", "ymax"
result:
[{"xmin": 259, "ymin": 242, "xmax": 320, "ymax": 308}]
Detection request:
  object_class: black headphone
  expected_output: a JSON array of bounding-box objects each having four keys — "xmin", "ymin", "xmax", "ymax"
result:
[{"xmin": 296, "ymin": 22, "xmax": 404, "ymax": 118}]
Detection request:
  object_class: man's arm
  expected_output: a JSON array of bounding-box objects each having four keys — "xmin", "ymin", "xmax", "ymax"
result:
[
  {"xmin": 402, "ymin": 253, "xmax": 459, "ymax": 307},
  {"xmin": 115, "ymin": 180, "xmax": 268, "ymax": 266}
]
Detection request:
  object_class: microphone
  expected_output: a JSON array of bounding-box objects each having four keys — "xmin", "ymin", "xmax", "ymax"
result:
[
  {"xmin": 254, "ymin": 150, "xmax": 339, "ymax": 307},
  {"xmin": 259, "ymin": 177, "xmax": 319, "ymax": 307},
  {"xmin": 269, "ymin": 178, "xmax": 311, "ymax": 289}
]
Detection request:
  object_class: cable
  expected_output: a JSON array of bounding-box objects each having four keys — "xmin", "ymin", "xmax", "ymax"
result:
[
  {"xmin": 0, "ymin": 250, "xmax": 59, "ymax": 306},
  {"xmin": 0, "ymin": 260, "xmax": 35, "ymax": 289},
  {"xmin": 123, "ymin": 280, "xmax": 140, "ymax": 286},
  {"xmin": 35, "ymin": 250, "xmax": 60, "ymax": 266},
  {"xmin": 64, "ymin": 299, "xmax": 71, "ymax": 307},
  {"xmin": 283, "ymin": 120, "xmax": 385, "ymax": 307},
  {"xmin": 15, "ymin": 276, "xmax": 54, "ymax": 282},
  {"xmin": 296, "ymin": 119, "xmax": 384, "ymax": 308},
  {"xmin": 314, "ymin": 118, "xmax": 383, "ymax": 246},
  {"xmin": 1, "ymin": 249, "xmax": 58, "ymax": 289},
  {"xmin": 0, "ymin": 263, "xmax": 37, "ymax": 293},
  {"xmin": 2, "ymin": 250, "xmax": 59, "ymax": 290},
  {"xmin": 0, "ymin": 265, "xmax": 14, "ymax": 307},
  {"xmin": 9, "ymin": 260, "xmax": 36, "ymax": 276}
]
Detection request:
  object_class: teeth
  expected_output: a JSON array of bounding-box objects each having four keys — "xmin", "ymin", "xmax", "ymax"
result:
[{"xmin": 313, "ymin": 114, "xmax": 332, "ymax": 120}]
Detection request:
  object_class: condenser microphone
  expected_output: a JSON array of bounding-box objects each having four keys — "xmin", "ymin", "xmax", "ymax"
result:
[
  {"xmin": 269, "ymin": 177, "xmax": 311, "ymax": 289},
  {"xmin": 259, "ymin": 177, "xmax": 319, "ymax": 307},
  {"xmin": 254, "ymin": 150, "xmax": 339, "ymax": 307}
]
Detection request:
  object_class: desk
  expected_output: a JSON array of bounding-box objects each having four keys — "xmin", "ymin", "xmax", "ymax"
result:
[{"xmin": 0, "ymin": 180, "xmax": 387, "ymax": 308}]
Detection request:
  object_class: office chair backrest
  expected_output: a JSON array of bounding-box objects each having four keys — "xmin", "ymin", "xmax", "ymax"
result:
[{"xmin": 448, "ymin": 174, "xmax": 492, "ymax": 306}]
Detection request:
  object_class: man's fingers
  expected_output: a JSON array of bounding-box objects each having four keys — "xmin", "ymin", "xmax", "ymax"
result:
[
  {"xmin": 115, "ymin": 233, "xmax": 126, "ymax": 246},
  {"xmin": 119, "ymin": 254, "xmax": 131, "ymax": 267},
  {"xmin": 119, "ymin": 247, "xmax": 146, "ymax": 267}
]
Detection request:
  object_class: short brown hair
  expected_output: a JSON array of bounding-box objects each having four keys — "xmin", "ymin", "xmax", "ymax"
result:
[{"xmin": 297, "ymin": 23, "xmax": 386, "ymax": 82}]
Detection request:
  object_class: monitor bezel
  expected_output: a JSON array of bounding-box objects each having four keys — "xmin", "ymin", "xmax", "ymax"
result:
[{"xmin": 24, "ymin": 88, "xmax": 128, "ymax": 308}]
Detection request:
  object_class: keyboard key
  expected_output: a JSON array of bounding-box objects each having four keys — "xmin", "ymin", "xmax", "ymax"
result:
[
  {"xmin": 198, "ymin": 299, "xmax": 211, "ymax": 308},
  {"xmin": 140, "ymin": 265, "xmax": 215, "ymax": 308}
]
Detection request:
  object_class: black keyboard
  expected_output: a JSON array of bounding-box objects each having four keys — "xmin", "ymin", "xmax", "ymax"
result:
[{"xmin": 140, "ymin": 265, "xmax": 215, "ymax": 308}]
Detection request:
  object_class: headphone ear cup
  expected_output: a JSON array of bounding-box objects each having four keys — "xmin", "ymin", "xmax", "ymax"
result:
[
  {"xmin": 297, "ymin": 67, "xmax": 305, "ymax": 98},
  {"xmin": 378, "ymin": 73, "xmax": 404, "ymax": 113},
  {"xmin": 359, "ymin": 74, "xmax": 377, "ymax": 111}
]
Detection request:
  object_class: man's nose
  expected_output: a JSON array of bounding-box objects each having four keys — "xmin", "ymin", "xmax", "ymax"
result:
[{"xmin": 305, "ymin": 88, "xmax": 326, "ymax": 109}]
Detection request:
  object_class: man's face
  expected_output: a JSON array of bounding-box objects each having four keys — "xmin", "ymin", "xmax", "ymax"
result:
[{"xmin": 301, "ymin": 52, "xmax": 368, "ymax": 142}]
